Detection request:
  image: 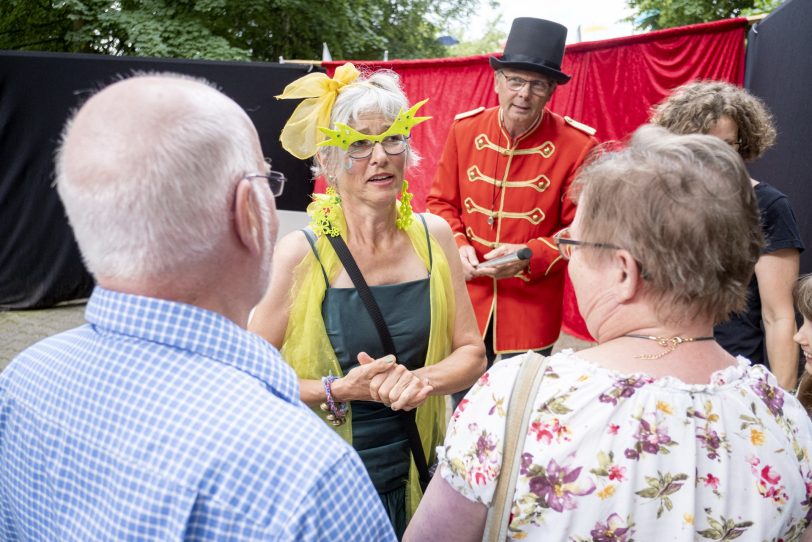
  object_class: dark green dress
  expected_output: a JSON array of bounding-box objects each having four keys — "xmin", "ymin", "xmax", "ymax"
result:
[{"xmin": 304, "ymin": 223, "xmax": 433, "ymax": 539}]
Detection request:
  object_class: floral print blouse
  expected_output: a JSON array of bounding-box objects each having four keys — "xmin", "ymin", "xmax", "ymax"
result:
[{"xmin": 438, "ymin": 350, "xmax": 812, "ymax": 541}]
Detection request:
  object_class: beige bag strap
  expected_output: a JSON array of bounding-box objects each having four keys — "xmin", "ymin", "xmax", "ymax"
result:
[{"xmin": 482, "ymin": 352, "xmax": 549, "ymax": 542}]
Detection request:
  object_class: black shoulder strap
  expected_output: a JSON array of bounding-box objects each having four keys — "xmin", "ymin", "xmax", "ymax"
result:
[
  {"xmin": 326, "ymin": 233, "xmax": 432, "ymax": 491},
  {"xmin": 301, "ymin": 228, "xmax": 329, "ymax": 286},
  {"xmin": 417, "ymin": 213, "xmax": 433, "ymax": 272},
  {"xmin": 327, "ymin": 235, "xmax": 396, "ymax": 357}
]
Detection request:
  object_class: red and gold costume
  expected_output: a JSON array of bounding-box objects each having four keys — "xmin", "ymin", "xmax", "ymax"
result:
[{"xmin": 427, "ymin": 106, "xmax": 597, "ymax": 353}]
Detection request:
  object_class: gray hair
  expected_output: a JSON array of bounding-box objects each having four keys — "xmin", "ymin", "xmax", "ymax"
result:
[
  {"xmin": 313, "ymin": 69, "xmax": 421, "ymax": 181},
  {"xmin": 573, "ymin": 124, "xmax": 763, "ymax": 323},
  {"xmin": 55, "ymin": 73, "xmax": 259, "ymax": 280}
]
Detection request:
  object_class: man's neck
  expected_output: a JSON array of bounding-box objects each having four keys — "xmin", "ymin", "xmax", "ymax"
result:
[
  {"xmin": 98, "ymin": 272, "xmax": 254, "ymax": 329},
  {"xmin": 500, "ymin": 108, "xmax": 542, "ymax": 139}
]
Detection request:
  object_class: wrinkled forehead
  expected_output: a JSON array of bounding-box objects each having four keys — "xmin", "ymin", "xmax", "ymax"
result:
[{"xmin": 348, "ymin": 111, "xmax": 392, "ymax": 134}]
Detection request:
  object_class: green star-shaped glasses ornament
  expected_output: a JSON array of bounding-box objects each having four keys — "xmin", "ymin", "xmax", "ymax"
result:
[{"xmin": 317, "ymin": 99, "xmax": 431, "ymax": 151}]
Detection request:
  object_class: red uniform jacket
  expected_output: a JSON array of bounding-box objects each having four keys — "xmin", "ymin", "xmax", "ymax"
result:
[{"xmin": 427, "ymin": 106, "xmax": 597, "ymax": 353}]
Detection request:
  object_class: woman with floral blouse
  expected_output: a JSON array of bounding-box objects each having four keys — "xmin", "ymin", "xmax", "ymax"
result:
[{"xmin": 405, "ymin": 126, "xmax": 812, "ymax": 541}]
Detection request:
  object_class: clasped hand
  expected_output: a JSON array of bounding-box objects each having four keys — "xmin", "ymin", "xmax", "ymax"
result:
[{"xmin": 337, "ymin": 352, "xmax": 433, "ymax": 411}]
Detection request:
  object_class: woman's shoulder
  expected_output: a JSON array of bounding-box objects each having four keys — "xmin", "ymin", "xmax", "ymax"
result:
[
  {"xmin": 754, "ymin": 181, "xmax": 788, "ymax": 205},
  {"xmin": 414, "ymin": 212, "xmax": 457, "ymax": 264},
  {"xmin": 273, "ymin": 228, "xmax": 315, "ymax": 268},
  {"xmin": 440, "ymin": 351, "xmax": 812, "ymax": 538},
  {"xmin": 418, "ymin": 212, "xmax": 453, "ymax": 239},
  {"xmin": 447, "ymin": 350, "xmax": 812, "ymax": 459},
  {"xmin": 450, "ymin": 351, "xmax": 596, "ymax": 422}
]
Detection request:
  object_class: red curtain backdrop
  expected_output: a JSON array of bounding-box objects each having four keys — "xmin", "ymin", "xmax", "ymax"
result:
[
  {"xmin": 550, "ymin": 18, "xmax": 746, "ymax": 141},
  {"xmin": 318, "ymin": 54, "xmax": 499, "ymax": 203},
  {"xmin": 323, "ymin": 18, "xmax": 746, "ymax": 207},
  {"xmin": 322, "ymin": 17, "xmax": 747, "ymax": 340}
]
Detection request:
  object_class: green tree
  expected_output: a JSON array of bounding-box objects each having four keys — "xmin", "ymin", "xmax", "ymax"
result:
[
  {"xmin": 0, "ymin": 0, "xmax": 480, "ymax": 61},
  {"xmin": 0, "ymin": 0, "xmax": 251, "ymax": 59},
  {"xmin": 446, "ymin": 12, "xmax": 505, "ymax": 57},
  {"xmin": 627, "ymin": 0, "xmax": 783, "ymax": 31}
]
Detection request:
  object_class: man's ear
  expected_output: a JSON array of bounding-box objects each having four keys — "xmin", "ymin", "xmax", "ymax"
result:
[
  {"xmin": 233, "ymin": 179, "xmax": 262, "ymax": 256},
  {"xmin": 615, "ymin": 250, "xmax": 642, "ymax": 303}
]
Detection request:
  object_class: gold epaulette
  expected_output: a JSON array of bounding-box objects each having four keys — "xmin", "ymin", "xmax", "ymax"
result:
[
  {"xmin": 454, "ymin": 107, "xmax": 485, "ymax": 121},
  {"xmin": 564, "ymin": 116, "xmax": 596, "ymax": 136}
]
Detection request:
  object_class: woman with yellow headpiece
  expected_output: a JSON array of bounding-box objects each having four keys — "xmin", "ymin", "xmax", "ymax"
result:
[{"xmin": 249, "ymin": 64, "xmax": 486, "ymax": 537}]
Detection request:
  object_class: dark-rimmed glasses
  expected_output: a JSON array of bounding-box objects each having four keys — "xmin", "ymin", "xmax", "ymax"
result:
[
  {"xmin": 245, "ymin": 170, "xmax": 286, "ymax": 197},
  {"xmin": 347, "ymin": 135, "xmax": 409, "ymax": 160},
  {"xmin": 553, "ymin": 227, "xmax": 621, "ymax": 260},
  {"xmin": 499, "ymin": 72, "xmax": 555, "ymax": 96}
]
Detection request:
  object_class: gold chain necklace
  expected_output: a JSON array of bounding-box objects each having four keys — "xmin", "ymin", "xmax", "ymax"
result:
[{"xmin": 623, "ymin": 334, "xmax": 715, "ymax": 360}]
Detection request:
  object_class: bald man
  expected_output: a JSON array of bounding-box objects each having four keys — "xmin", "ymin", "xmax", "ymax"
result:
[{"xmin": 0, "ymin": 74, "xmax": 395, "ymax": 540}]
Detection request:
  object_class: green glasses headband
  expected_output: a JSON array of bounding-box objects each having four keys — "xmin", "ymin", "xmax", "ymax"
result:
[{"xmin": 317, "ymin": 99, "xmax": 431, "ymax": 151}]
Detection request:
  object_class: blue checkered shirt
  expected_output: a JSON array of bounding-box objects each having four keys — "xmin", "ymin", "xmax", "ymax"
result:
[{"xmin": 0, "ymin": 287, "xmax": 395, "ymax": 541}]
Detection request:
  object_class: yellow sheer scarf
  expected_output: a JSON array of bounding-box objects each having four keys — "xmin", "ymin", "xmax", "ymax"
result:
[{"xmin": 281, "ymin": 200, "xmax": 453, "ymax": 516}]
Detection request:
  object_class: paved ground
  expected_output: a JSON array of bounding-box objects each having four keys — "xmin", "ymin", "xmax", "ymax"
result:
[
  {"xmin": 1, "ymin": 206, "xmax": 594, "ymax": 371},
  {"xmin": 0, "ymin": 299, "xmax": 593, "ymax": 373},
  {"xmin": 0, "ymin": 301, "xmax": 88, "ymax": 372},
  {"xmin": 1, "ymin": 300, "xmax": 592, "ymax": 431}
]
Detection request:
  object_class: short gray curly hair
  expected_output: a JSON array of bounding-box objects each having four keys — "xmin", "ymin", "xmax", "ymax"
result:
[{"xmin": 573, "ymin": 124, "xmax": 763, "ymax": 323}]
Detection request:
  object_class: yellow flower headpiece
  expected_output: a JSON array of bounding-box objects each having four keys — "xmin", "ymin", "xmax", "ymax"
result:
[
  {"xmin": 275, "ymin": 63, "xmax": 361, "ymax": 160},
  {"xmin": 317, "ymin": 99, "xmax": 431, "ymax": 151}
]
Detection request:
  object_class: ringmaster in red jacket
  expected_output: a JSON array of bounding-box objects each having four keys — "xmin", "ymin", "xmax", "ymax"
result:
[{"xmin": 427, "ymin": 17, "xmax": 597, "ymax": 364}]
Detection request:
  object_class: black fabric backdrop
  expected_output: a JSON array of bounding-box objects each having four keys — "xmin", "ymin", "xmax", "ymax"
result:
[
  {"xmin": 0, "ymin": 51, "xmax": 318, "ymax": 309},
  {"xmin": 745, "ymin": 0, "xmax": 812, "ymax": 274}
]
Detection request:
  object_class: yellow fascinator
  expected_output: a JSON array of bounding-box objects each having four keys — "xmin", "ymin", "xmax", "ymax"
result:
[{"xmin": 275, "ymin": 63, "xmax": 361, "ymax": 160}]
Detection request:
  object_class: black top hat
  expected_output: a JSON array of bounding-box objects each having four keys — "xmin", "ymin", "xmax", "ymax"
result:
[{"xmin": 489, "ymin": 17, "xmax": 571, "ymax": 84}]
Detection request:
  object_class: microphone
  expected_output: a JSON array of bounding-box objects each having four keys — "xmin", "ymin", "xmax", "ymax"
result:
[{"xmin": 476, "ymin": 247, "xmax": 533, "ymax": 268}]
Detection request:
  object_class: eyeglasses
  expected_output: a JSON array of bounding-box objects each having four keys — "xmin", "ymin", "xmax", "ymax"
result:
[
  {"xmin": 346, "ymin": 135, "xmax": 409, "ymax": 160},
  {"xmin": 500, "ymin": 72, "xmax": 555, "ymax": 96},
  {"xmin": 553, "ymin": 227, "xmax": 621, "ymax": 260},
  {"xmin": 245, "ymin": 169, "xmax": 286, "ymax": 197}
]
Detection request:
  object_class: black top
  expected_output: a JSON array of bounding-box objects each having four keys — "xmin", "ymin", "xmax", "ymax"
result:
[
  {"xmin": 715, "ymin": 182, "xmax": 804, "ymax": 366},
  {"xmin": 302, "ymin": 223, "xmax": 433, "ymax": 495}
]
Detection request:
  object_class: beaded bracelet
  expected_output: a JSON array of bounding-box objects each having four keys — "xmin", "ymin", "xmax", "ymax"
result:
[{"xmin": 320, "ymin": 375, "xmax": 348, "ymax": 426}]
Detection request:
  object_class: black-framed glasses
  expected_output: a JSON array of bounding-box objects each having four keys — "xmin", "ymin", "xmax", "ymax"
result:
[
  {"xmin": 245, "ymin": 169, "xmax": 286, "ymax": 197},
  {"xmin": 499, "ymin": 72, "xmax": 555, "ymax": 96},
  {"xmin": 553, "ymin": 227, "xmax": 621, "ymax": 260},
  {"xmin": 347, "ymin": 135, "xmax": 409, "ymax": 160}
]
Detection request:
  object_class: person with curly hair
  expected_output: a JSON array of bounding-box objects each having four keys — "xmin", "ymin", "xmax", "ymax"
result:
[{"xmin": 651, "ymin": 81, "xmax": 804, "ymax": 390}]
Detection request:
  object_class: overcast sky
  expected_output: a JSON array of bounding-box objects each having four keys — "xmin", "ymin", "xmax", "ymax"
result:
[{"xmin": 466, "ymin": 0, "xmax": 636, "ymax": 43}]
